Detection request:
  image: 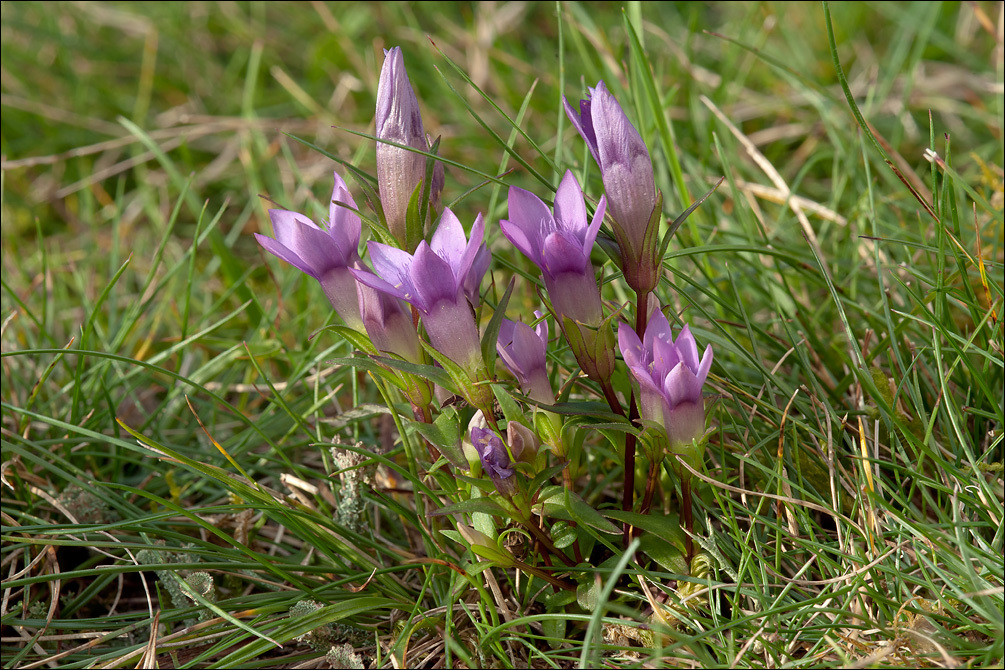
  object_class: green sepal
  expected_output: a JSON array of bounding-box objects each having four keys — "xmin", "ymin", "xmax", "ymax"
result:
[
  {"xmin": 633, "ymin": 187, "xmax": 664, "ymax": 294},
  {"xmin": 318, "ymin": 324, "xmax": 376, "ymax": 355},
  {"xmin": 367, "ymin": 352, "xmax": 454, "ymax": 391},
  {"xmin": 480, "ymin": 277, "xmax": 515, "ymax": 379},
  {"xmin": 419, "ymin": 340, "xmax": 493, "ymax": 414},
  {"xmin": 404, "ymin": 180, "xmax": 425, "ymax": 253},
  {"xmin": 327, "ymin": 355, "xmax": 408, "ymax": 393},
  {"xmin": 420, "ymin": 136, "xmax": 441, "ymax": 226}
]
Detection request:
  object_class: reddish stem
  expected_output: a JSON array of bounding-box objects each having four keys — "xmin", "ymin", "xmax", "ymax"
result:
[
  {"xmin": 640, "ymin": 456, "xmax": 660, "ymax": 514},
  {"xmin": 682, "ymin": 477, "xmax": 694, "ymax": 562}
]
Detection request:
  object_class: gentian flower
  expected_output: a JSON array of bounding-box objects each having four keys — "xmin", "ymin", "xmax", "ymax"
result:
[
  {"xmin": 376, "ymin": 46, "xmax": 444, "ymax": 248},
  {"xmin": 500, "ymin": 170, "xmax": 615, "ymax": 381},
  {"xmin": 618, "ymin": 305, "xmax": 713, "ymax": 471},
  {"xmin": 255, "ymin": 172, "xmax": 364, "ymax": 331},
  {"xmin": 471, "ymin": 426, "xmax": 516, "ymax": 497},
  {"xmin": 497, "ymin": 311, "xmax": 553, "ymax": 403},
  {"xmin": 351, "ymin": 208, "xmax": 489, "ymax": 379},
  {"xmin": 564, "ymin": 81, "xmax": 660, "ymax": 294}
]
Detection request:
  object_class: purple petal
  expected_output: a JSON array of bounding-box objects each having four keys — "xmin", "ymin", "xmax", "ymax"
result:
[
  {"xmin": 367, "ymin": 242, "xmax": 419, "ymax": 302},
  {"xmin": 533, "ymin": 310, "xmax": 548, "ymax": 345},
  {"xmin": 674, "ymin": 324, "xmax": 700, "ymax": 373},
  {"xmin": 430, "ymin": 207, "xmax": 467, "ymax": 268},
  {"xmin": 649, "ymin": 312, "xmax": 683, "ymax": 382},
  {"xmin": 695, "ymin": 343, "xmax": 714, "ymax": 387},
  {"xmin": 457, "ymin": 212, "xmax": 486, "ymax": 285},
  {"xmin": 553, "ymin": 170, "xmax": 587, "ymax": 240},
  {"xmin": 618, "ymin": 321, "xmax": 649, "ymax": 382},
  {"xmin": 329, "ymin": 171, "xmax": 361, "ymax": 254},
  {"xmin": 663, "ymin": 363, "xmax": 703, "ymax": 409},
  {"xmin": 563, "ymin": 95, "xmax": 599, "ymax": 164},
  {"xmin": 464, "ymin": 239, "xmax": 491, "ymax": 306},
  {"xmin": 411, "ymin": 243, "xmax": 460, "ymax": 310},
  {"xmin": 350, "ymin": 266, "xmax": 410, "ymax": 304},
  {"xmin": 256, "ymin": 233, "xmax": 314, "ymax": 277},
  {"xmin": 504, "ymin": 186, "xmax": 553, "ymax": 266},
  {"xmin": 590, "ymin": 81, "xmax": 656, "ymax": 241},
  {"xmin": 542, "ymin": 231, "xmax": 589, "ymax": 278},
  {"xmin": 265, "ymin": 210, "xmax": 341, "ymax": 277},
  {"xmin": 583, "ymin": 194, "xmax": 607, "ymax": 256},
  {"xmin": 499, "ymin": 218, "xmax": 538, "ymax": 269},
  {"xmin": 376, "ymin": 47, "xmax": 424, "ymax": 143}
]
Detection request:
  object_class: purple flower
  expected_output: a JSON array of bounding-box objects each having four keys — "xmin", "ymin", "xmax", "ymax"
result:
[
  {"xmin": 618, "ymin": 306, "xmax": 713, "ymax": 466},
  {"xmin": 377, "ymin": 46, "xmax": 444, "ymax": 247},
  {"xmin": 501, "ymin": 170, "xmax": 606, "ymax": 326},
  {"xmin": 471, "ymin": 426, "xmax": 516, "ymax": 497},
  {"xmin": 497, "ymin": 311, "xmax": 553, "ymax": 403},
  {"xmin": 352, "ymin": 208, "xmax": 489, "ymax": 377},
  {"xmin": 501, "ymin": 170, "xmax": 615, "ymax": 381},
  {"xmin": 564, "ymin": 81, "xmax": 660, "ymax": 294},
  {"xmin": 255, "ymin": 172, "xmax": 363, "ymax": 331}
]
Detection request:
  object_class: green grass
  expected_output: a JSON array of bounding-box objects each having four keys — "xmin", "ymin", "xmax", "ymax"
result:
[{"xmin": 2, "ymin": 1, "xmax": 1003, "ymax": 667}]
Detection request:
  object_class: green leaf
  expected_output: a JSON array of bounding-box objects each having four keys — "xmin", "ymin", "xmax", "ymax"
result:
[
  {"xmin": 542, "ymin": 617, "xmax": 568, "ymax": 648},
  {"xmin": 638, "ymin": 534, "xmax": 687, "ymax": 574},
  {"xmin": 658, "ymin": 179, "xmax": 723, "ymax": 260},
  {"xmin": 565, "ymin": 489, "xmax": 621, "ymax": 535},
  {"xmin": 492, "ymin": 383, "xmax": 527, "ymax": 428},
  {"xmin": 577, "ymin": 577, "xmax": 601, "ymax": 612},
  {"xmin": 539, "ymin": 488, "xmax": 620, "ymax": 535},
  {"xmin": 411, "ymin": 407, "xmax": 467, "ymax": 469},
  {"xmin": 480, "ymin": 277, "xmax": 515, "ymax": 379},
  {"xmin": 602, "ymin": 510, "xmax": 685, "ymax": 552},
  {"xmin": 429, "ymin": 496, "xmax": 508, "ymax": 518},
  {"xmin": 526, "ymin": 463, "xmax": 569, "ymax": 498}
]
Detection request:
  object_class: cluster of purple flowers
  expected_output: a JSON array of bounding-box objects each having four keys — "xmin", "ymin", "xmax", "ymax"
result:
[{"xmin": 256, "ymin": 46, "xmax": 712, "ymax": 503}]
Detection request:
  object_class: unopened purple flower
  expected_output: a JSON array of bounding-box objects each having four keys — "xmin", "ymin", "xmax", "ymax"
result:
[
  {"xmin": 376, "ymin": 46, "xmax": 444, "ymax": 247},
  {"xmin": 255, "ymin": 172, "xmax": 363, "ymax": 330},
  {"xmin": 497, "ymin": 311, "xmax": 552, "ymax": 403},
  {"xmin": 618, "ymin": 306, "xmax": 713, "ymax": 467},
  {"xmin": 351, "ymin": 208, "xmax": 489, "ymax": 377},
  {"xmin": 471, "ymin": 426, "xmax": 516, "ymax": 497},
  {"xmin": 564, "ymin": 81, "xmax": 660, "ymax": 293}
]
